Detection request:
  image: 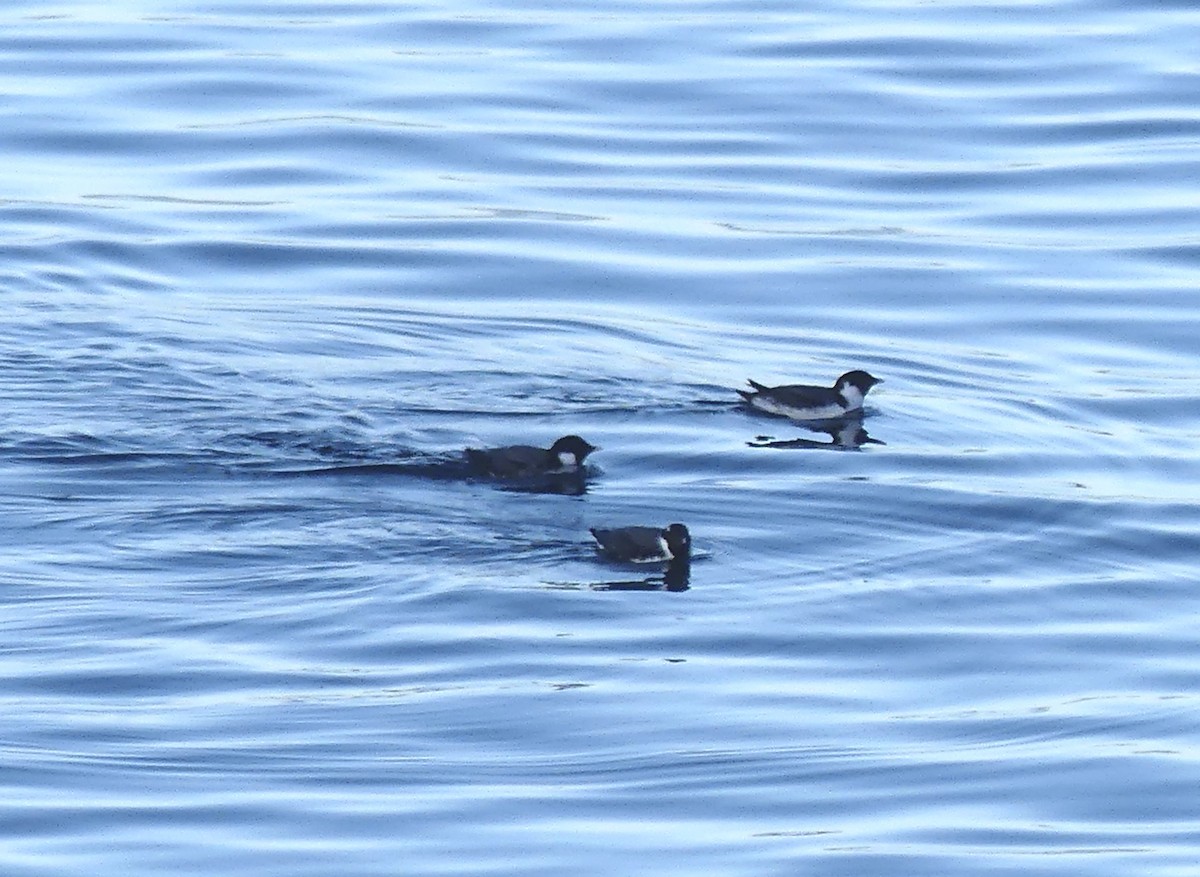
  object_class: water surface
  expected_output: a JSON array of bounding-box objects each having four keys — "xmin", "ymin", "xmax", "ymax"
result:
[{"xmin": 3, "ymin": 1, "xmax": 1200, "ymax": 875}]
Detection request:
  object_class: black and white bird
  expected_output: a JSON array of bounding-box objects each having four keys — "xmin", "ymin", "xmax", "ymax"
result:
[
  {"xmin": 589, "ymin": 523, "xmax": 691, "ymax": 563},
  {"xmin": 737, "ymin": 370, "xmax": 882, "ymax": 421},
  {"xmin": 465, "ymin": 435, "xmax": 597, "ymax": 478}
]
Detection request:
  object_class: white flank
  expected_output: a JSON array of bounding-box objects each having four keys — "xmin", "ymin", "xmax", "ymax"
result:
[{"xmin": 752, "ymin": 395, "xmax": 845, "ymax": 421}]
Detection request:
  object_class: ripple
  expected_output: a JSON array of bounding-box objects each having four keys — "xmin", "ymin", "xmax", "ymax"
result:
[{"xmin": 5, "ymin": 0, "xmax": 1200, "ymax": 874}]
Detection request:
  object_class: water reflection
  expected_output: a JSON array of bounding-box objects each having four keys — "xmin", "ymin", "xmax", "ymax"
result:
[
  {"xmin": 558, "ymin": 560, "xmax": 691, "ymax": 592},
  {"xmin": 278, "ymin": 454, "xmax": 593, "ymax": 494},
  {"xmin": 592, "ymin": 560, "xmax": 691, "ymax": 591},
  {"xmin": 747, "ymin": 415, "xmax": 885, "ymax": 451},
  {"xmin": 490, "ymin": 470, "xmax": 590, "ymax": 495}
]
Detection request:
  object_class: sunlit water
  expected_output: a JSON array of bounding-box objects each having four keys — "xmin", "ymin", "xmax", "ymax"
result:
[{"xmin": 4, "ymin": 1, "xmax": 1200, "ymax": 875}]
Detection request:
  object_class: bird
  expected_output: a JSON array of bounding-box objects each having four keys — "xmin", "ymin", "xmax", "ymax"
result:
[
  {"xmin": 589, "ymin": 523, "xmax": 691, "ymax": 563},
  {"xmin": 737, "ymin": 369, "xmax": 882, "ymax": 421},
  {"xmin": 465, "ymin": 435, "xmax": 597, "ymax": 478}
]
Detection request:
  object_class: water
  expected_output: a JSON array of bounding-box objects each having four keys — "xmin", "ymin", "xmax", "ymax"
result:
[{"xmin": 4, "ymin": 1, "xmax": 1200, "ymax": 874}]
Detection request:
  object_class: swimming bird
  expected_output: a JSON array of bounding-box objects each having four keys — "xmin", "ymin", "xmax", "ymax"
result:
[
  {"xmin": 589, "ymin": 523, "xmax": 691, "ymax": 563},
  {"xmin": 465, "ymin": 435, "xmax": 597, "ymax": 478},
  {"xmin": 737, "ymin": 370, "xmax": 882, "ymax": 421}
]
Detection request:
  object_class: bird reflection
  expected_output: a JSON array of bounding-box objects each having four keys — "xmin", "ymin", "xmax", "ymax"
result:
[
  {"xmin": 492, "ymin": 470, "xmax": 591, "ymax": 496},
  {"xmin": 748, "ymin": 415, "xmax": 884, "ymax": 451},
  {"xmin": 591, "ymin": 560, "xmax": 690, "ymax": 592}
]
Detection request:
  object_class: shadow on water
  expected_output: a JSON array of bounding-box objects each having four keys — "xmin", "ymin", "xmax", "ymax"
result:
[
  {"xmin": 548, "ymin": 559, "xmax": 691, "ymax": 592},
  {"xmin": 6, "ymin": 426, "xmax": 604, "ymax": 495},
  {"xmin": 486, "ymin": 471, "xmax": 591, "ymax": 496},
  {"xmin": 225, "ymin": 430, "xmax": 597, "ymax": 493},
  {"xmin": 280, "ymin": 458, "xmax": 595, "ymax": 495},
  {"xmin": 746, "ymin": 414, "xmax": 885, "ymax": 451},
  {"xmin": 599, "ymin": 558, "xmax": 690, "ymax": 592}
]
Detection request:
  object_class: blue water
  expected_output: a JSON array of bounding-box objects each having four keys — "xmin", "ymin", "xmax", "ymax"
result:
[{"xmin": 4, "ymin": 1, "xmax": 1200, "ymax": 874}]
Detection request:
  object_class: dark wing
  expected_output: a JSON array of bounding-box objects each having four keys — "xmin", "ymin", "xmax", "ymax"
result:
[
  {"xmin": 744, "ymin": 379, "xmax": 834, "ymax": 405},
  {"xmin": 759, "ymin": 383, "xmax": 837, "ymax": 407},
  {"xmin": 468, "ymin": 444, "xmax": 546, "ymax": 477},
  {"xmin": 590, "ymin": 526, "xmax": 660, "ymax": 560}
]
